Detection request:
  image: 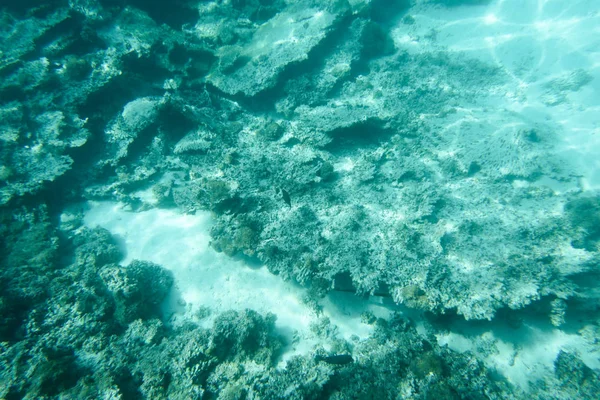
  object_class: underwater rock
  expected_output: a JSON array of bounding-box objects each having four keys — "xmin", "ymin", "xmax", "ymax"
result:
[
  {"xmin": 0, "ymin": 107, "xmax": 91, "ymax": 205},
  {"xmin": 552, "ymin": 351, "xmax": 600, "ymax": 398},
  {"xmin": 1, "ymin": 0, "xmax": 599, "ymax": 398},
  {"xmin": 100, "ymin": 260, "xmax": 173, "ymax": 325},
  {"xmin": 209, "ymin": 309, "xmax": 283, "ymax": 363},
  {"xmin": 565, "ymin": 196, "xmax": 600, "ymax": 251},
  {"xmin": 207, "ymin": 5, "xmax": 345, "ymax": 96},
  {"xmin": 0, "ymin": 7, "xmax": 70, "ymax": 74},
  {"xmin": 103, "ymin": 96, "xmax": 165, "ymax": 165}
]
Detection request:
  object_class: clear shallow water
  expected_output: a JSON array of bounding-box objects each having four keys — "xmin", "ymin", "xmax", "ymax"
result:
[
  {"xmin": 402, "ymin": 0, "xmax": 600, "ymax": 188},
  {"xmin": 1, "ymin": 0, "xmax": 599, "ymax": 398}
]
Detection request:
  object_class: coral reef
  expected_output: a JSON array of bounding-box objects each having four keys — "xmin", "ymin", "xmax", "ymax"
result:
[
  {"xmin": 0, "ymin": 206, "xmax": 521, "ymax": 399},
  {"xmin": 1, "ymin": 0, "xmax": 599, "ymax": 398}
]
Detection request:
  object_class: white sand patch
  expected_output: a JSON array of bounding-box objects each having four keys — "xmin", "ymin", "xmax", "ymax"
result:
[{"xmin": 83, "ymin": 201, "xmax": 394, "ymax": 362}]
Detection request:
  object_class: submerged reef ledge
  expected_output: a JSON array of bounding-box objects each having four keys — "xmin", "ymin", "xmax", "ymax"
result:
[{"xmin": 1, "ymin": 0, "xmax": 600, "ymax": 398}]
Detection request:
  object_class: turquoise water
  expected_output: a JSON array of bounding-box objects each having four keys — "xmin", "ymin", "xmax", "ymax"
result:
[{"xmin": 1, "ymin": 0, "xmax": 599, "ymax": 398}]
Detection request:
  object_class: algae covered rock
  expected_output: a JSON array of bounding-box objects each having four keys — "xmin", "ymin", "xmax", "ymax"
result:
[
  {"xmin": 1, "ymin": 0, "xmax": 599, "ymax": 398},
  {"xmin": 553, "ymin": 351, "xmax": 600, "ymax": 398},
  {"xmin": 100, "ymin": 260, "xmax": 174, "ymax": 325},
  {"xmin": 0, "ymin": 107, "xmax": 89, "ymax": 205},
  {"xmin": 565, "ymin": 196, "xmax": 600, "ymax": 251},
  {"xmin": 103, "ymin": 96, "xmax": 165, "ymax": 165},
  {"xmin": 207, "ymin": 5, "xmax": 346, "ymax": 96},
  {"xmin": 210, "ymin": 309, "xmax": 283, "ymax": 363}
]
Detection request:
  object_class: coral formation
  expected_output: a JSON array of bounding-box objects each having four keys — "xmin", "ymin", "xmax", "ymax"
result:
[{"xmin": 1, "ymin": 0, "xmax": 599, "ymax": 398}]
